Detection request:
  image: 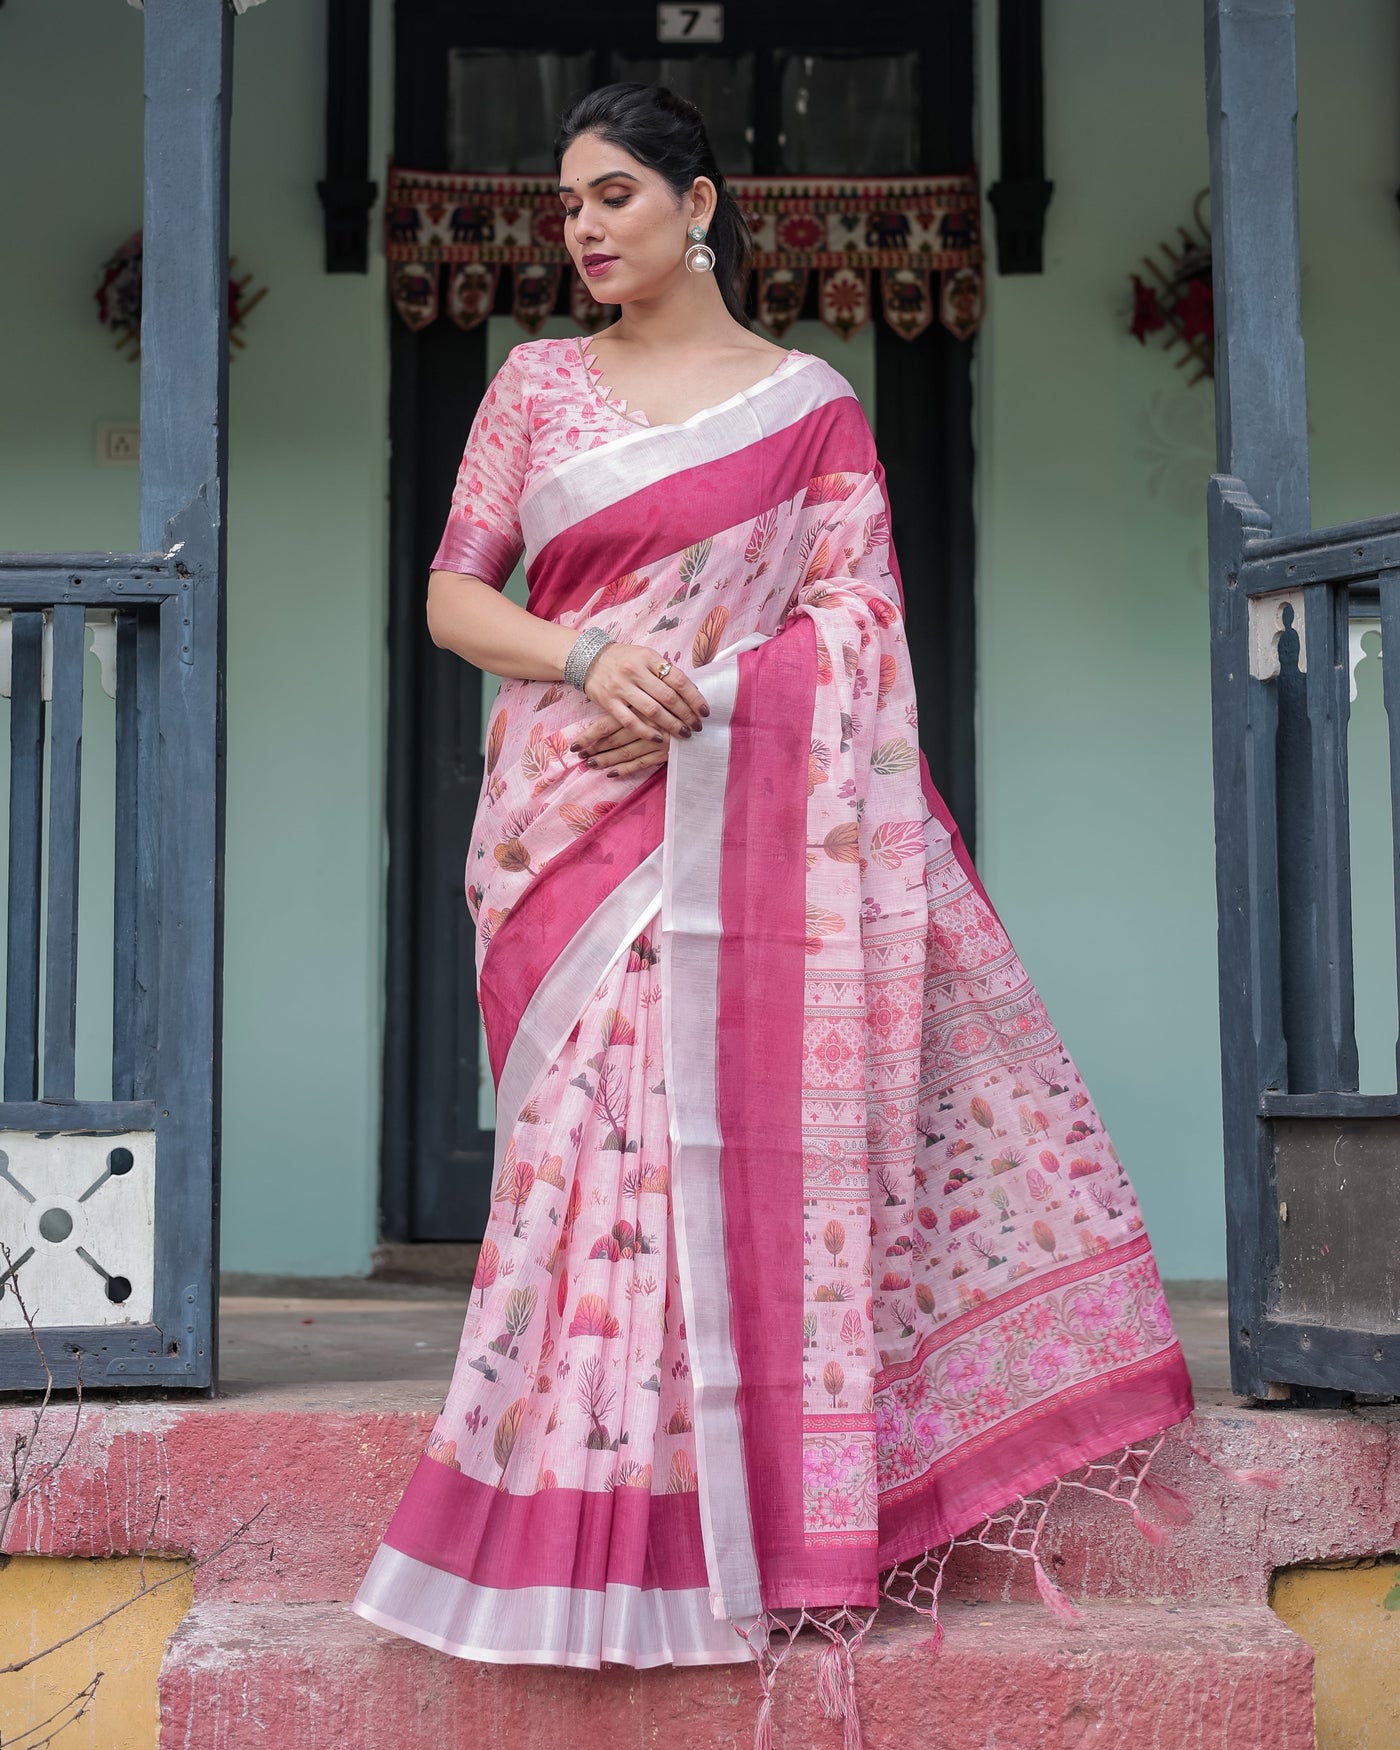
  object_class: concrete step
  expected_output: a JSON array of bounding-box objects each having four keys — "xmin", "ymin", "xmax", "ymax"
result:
[
  {"xmin": 8, "ymin": 1394, "xmax": 1396, "ymax": 1613},
  {"xmin": 158, "ymin": 1598, "xmax": 1314, "ymax": 1750}
]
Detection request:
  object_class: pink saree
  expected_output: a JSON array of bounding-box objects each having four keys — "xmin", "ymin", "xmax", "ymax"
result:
[{"xmin": 353, "ymin": 338, "xmax": 1195, "ymax": 1719}]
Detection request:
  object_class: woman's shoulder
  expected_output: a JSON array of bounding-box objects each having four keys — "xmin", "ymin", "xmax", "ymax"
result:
[
  {"xmin": 787, "ymin": 349, "xmax": 868, "ymax": 413},
  {"xmin": 498, "ymin": 333, "xmax": 584, "ymax": 390}
]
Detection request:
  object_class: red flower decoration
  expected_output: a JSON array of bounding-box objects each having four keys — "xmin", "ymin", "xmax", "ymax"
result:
[
  {"xmin": 1129, "ymin": 275, "xmax": 1166, "ymax": 343},
  {"xmin": 1176, "ymin": 275, "xmax": 1214, "ymax": 342}
]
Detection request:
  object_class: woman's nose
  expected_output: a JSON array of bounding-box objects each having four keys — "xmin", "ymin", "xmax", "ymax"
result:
[{"xmin": 574, "ymin": 207, "xmax": 605, "ymax": 244}]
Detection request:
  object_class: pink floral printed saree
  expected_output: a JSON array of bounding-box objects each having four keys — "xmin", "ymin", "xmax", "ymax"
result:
[{"xmin": 353, "ymin": 338, "xmax": 1195, "ymax": 1724}]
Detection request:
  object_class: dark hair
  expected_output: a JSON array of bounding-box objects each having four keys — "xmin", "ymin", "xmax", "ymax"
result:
[{"xmin": 555, "ymin": 83, "xmax": 753, "ymax": 326}]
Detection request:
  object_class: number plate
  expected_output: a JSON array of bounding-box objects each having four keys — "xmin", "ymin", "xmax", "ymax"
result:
[{"xmin": 657, "ymin": 4, "xmax": 724, "ymax": 43}]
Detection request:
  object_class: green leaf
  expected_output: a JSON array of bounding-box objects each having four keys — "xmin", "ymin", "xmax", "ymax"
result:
[{"xmin": 1382, "ymin": 1574, "xmax": 1400, "ymax": 1610}]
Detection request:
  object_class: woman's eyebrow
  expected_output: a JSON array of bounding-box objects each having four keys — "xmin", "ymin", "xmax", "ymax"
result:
[{"xmin": 558, "ymin": 171, "xmax": 641, "ymax": 195}]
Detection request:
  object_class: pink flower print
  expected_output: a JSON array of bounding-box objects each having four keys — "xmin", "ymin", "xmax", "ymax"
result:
[
  {"xmin": 911, "ymin": 1408, "xmax": 947, "ymax": 1453},
  {"xmin": 804, "ymin": 1446, "xmax": 844, "ymax": 1490},
  {"xmin": 1029, "ymin": 1303, "xmax": 1056, "ymax": 1338},
  {"xmin": 976, "ymin": 1385, "xmax": 1010, "ymax": 1419},
  {"xmin": 944, "ymin": 1349, "xmax": 991, "ymax": 1392},
  {"xmin": 876, "ymin": 1396, "xmax": 907, "ymax": 1447},
  {"xmin": 1029, "ymin": 1338, "xmax": 1071, "ymax": 1388},
  {"xmin": 1067, "ymin": 1289, "xmax": 1111, "ymax": 1334},
  {"xmin": 998, "ymin": 1308, "xmax": 1033, "ymax": 1341},
  {"xmin": 1146, "ymin": 1291, "xmax": 1174, "ymax": 1342},
  {"xmin": 1107, "ymin": 1326, "xmax": 1142, "ymax": 1362}
]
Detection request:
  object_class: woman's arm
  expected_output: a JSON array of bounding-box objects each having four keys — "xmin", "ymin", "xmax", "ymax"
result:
[
  {"xmin": 427, "ymin": 568, "xmax": 575, "ymax": 681},
  {"xmin": 426, "ymin": 568, "xmax": 709, "ymax": 739}
]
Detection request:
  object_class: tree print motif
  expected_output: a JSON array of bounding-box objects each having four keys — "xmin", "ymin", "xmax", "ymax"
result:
[
  {"xmin": 472, "ymin": 1237, "xmax": 499, "ymax": 1308},
  {"xmin": 493, "ymin": 1399, "xmax": 526, "ymax": 1483},
  {"xmin": 667, "ymin": 1450, "xmax": 698, "ymax": 1493},
  {"xmin": 823, "ymin": 1361, "xmax": 845, "ymax": 1408},
  {"xmin": 495, "ymin": 1141, "xmax": 535, "ymax": 1235},
  {"xmin": 824, "ymin": 1219, "xmax": 846, "ymax": 1264},
  {"xmin": 489, "ymin": 1287, "xmax": 537, "ymax": 1358},
  {"xmin": 691, "ymin": 603, "xmax": 729, "ymax": 667},
  {"xmin": 568, "ymin": 1293, "xmax": 621, "ymax": 1338},
  {"xmin": 575, "ymin": 1354, "xmax": 616, "ymax": 1450}
]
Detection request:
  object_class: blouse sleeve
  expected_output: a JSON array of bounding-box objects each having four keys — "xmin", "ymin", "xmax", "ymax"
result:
[{"xmin": 430, "ymin": 346, "xmax": 530, "ymax": 590}]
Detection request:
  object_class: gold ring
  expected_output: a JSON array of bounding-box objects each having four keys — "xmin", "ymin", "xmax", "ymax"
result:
[{"xmin": 655, "ymin": 660, "xmax": 673, "ymax": 679}]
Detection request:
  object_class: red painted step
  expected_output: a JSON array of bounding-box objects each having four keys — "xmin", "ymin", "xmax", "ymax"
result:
[{"xmin": 158, "ymin": 1598, "xmax": 1314, "ymax": 1750}]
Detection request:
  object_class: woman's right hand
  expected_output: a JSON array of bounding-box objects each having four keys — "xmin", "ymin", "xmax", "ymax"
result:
[{"xmin": 581, "ymin": 642, "xmax": 709, "ymax": 741}]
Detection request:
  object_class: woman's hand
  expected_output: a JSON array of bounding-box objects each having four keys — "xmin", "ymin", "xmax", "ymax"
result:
[
  {"xmin": 572, "ymin": 717, "xmax": 672, "ymax": 778},
  {"xmin": 580, "ymin": 643, "xmax": 709, "ymax": 741}
]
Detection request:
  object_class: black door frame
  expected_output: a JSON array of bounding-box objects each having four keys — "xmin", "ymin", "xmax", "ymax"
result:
[{"xmin": 382, "ymin": 0, "xmax": 977, "ymax": 1246}]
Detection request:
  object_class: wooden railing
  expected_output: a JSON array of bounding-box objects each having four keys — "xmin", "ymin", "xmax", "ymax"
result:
[{"xmin": 0, "ymin": 0, "xmax": 230, "ymax": 1391}]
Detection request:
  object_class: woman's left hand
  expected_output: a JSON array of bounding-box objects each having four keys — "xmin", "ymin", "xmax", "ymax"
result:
[{"xmin": 571, "ymin": 715, "xmax": 671, "ymax": 778}]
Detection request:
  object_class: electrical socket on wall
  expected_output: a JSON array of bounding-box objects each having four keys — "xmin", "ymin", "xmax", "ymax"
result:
[{"xmin": 96, "ymin": 422, "xmax": 140, "ymax": 468}]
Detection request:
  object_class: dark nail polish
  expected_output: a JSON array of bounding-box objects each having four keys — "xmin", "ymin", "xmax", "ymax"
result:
[
  {"xmin": 586, "ymin": 757, "xmax": 598, "ymax": 768},
  {"xmin": 568, "ymin": 742, "xmax": 580, "ymax": 752}
]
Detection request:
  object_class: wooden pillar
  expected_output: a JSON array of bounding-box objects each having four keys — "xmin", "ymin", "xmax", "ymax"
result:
[
  {"xmin": 140, "ymin": 0, "xmax": 233, "ymax": 1388},
  {"xmin": 1205, "ymin": 0, "xmax": 1310, "ymax": 535}
]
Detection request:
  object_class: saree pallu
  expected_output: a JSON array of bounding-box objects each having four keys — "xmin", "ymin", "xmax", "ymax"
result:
[{"xmin": 354, "ymin": 354, "xmax": 1195, "ymax": 1695}]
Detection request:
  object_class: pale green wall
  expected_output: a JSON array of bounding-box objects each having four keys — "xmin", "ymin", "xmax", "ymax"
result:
[
  {"xmin": 0, "ymin": 0, "xmax": 392, "ymax": 1276},
  {"xmin": 974, "ymin": 0, "xmax": 1400, "ymax": 1280}
]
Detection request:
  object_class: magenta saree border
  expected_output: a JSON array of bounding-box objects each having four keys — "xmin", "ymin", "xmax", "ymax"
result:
[
  {"xmin": 379, "ymin": 1457, "xmax": 710, "ymax": 1592},
  {"xmin": 876, "ymin": 1343, "xmax": 1194, "ymax": 1564},
  {"xmin": 714, "ymin": 622, "xmax": 856, "ymax": 1610},
  {"xmin": 479, "ymin": 766, "xmax": 665, "ymax": 1081},
  {"xmin": 524, "ymin": 399, "xmax": 877, "ymax": 623}
]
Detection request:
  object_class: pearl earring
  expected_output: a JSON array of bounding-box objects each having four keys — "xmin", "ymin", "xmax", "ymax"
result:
[{"xmin": 685, "ymin": 223, "xmax": 716, "ymax": 274}]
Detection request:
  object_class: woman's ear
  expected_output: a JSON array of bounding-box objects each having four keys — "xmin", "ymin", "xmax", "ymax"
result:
[{"xmin": 690, "ymin": 176, "xmax": 719, "ymax": 230}]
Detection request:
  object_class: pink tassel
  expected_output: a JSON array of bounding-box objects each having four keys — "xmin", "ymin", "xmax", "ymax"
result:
[
  {"xmin": 753, "ymin": 1694, "xmax": 773, "ymax": 1750},
  {"xmin": 1033, "ymin": 1558, "xmax": 1081, "ymax": 1624},
  {"xmin": 920, "ymin": 1614, "xmax": 945, "ymax": 1656},
  {"xmin": 843, "ymin": 1687, "xmax": 864, "ymax": 1750},
  {"xmin": 1140, "ymin": 1473, "xmax": 1194, "ymax": 1526},
  {"xmin": 1131, "ymin": 1507, "xmax": 1170, "ymax": 1546},
  {"xmin": 1224, "ymin": 1466, "xmax": 1283, "ymax": 1490},
  {"xmin": 1178, "ymin": 1435, "xmax": 1283, "ymax": 1491},
  {"xmin": 816, "ymin": 1636, "xmax": 846, "ymax": 1720}
]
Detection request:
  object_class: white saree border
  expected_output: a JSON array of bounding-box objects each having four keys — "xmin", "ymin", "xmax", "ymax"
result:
[
  {"xmin": 661, "ymin": 637, "xmax": 769, "ymax": 1626},
  {"xmin": 355, "ymin": 1545, "xmax": 750, "ymax": 1670},
  {"xmin": 518, "ymin": 351, "xmax": 857, "ymax": 556},
  {"xmin": 353, "ymin": 848, "xmax": 675, "ymax": 1667},
  {"xmin": 491, "ymin": 845, "xmax": 664, "ymax": 1184}
]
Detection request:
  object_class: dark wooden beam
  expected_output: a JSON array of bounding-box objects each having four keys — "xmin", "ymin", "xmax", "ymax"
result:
[
  {"xmin": 986, "ymin": 0, "xmax": 1053, "ymax": 274},
  {"xmin": 317, "ymin": 0, "xmax": 377, "ymax": 273}
]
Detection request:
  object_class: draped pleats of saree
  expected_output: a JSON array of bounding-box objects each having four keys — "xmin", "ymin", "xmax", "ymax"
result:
[{"xmin": 354, "ymin": 343, "xmax": 1195, "ymax": 1688}]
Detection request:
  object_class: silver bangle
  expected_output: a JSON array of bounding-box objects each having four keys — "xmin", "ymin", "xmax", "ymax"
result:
[{"xmin": 563, "ymin": 627, "xmax": 613, "ymax": 692}]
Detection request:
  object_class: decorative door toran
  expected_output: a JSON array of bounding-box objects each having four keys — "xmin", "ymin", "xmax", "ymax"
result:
[{"xmin": 383, "ymin": 166, "xmax": 984, "ymax": 345}]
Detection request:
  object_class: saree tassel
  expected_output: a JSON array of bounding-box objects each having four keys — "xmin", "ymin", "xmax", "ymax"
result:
[
  {"xmin": 745, "ymin": 1612, "xmax": 790, "ymax": 1750},
  {"xmin": 815, "ymin": 1632, "xmax": 846, "ymax": 1721},
  {"xmin": 1177, "ymin": 1429, "xmax": 1284, "ymax": 1490},
  {"xmin": 1032, "ymin": 1557, "xmax": 1082, "ymax": 1624},
  {"xmin": 1139, "ymin": 1471, "xmax": 1194, "ymax": 1526},
  {"xmin": 808, "ymin": 1610, "xmax": 871, "ymax": 1750}
]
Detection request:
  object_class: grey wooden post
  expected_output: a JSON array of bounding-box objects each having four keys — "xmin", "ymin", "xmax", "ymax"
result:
[
  {"xmin": 1205, "ymin": 0, "xmax": 1309, "ymax": 538},
  {"xmin": 137, "ymin": 0, "xmax": 232, "ymax": 1388},
  {"xmin": 1206, "ymin": 0, "xmax": 1309, "ymax": 1398}
]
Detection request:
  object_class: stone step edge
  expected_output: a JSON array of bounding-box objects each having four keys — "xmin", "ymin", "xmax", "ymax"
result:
[{"xmin": 158, "ymin": 1599, "xmax": 1315, "ymax": 1749}]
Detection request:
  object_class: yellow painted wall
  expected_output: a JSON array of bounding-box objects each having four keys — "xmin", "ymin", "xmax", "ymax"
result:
[
  {"xmin": 1273, "ymin": 1558, "xmax": 1400, "ymax": 1749},
  {"xmin": 0, "ymin": 1555, "xmax": 193, "ymax": 1750}
]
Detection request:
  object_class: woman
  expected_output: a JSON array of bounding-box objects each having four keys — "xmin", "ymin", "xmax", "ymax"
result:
[{"xmin": 355, "ymin": 82, "xmax": 1195, "ymax": 1733}]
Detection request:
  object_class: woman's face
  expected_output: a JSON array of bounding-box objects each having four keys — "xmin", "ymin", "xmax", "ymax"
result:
[{"xmin": 558, "ymin": 132, "xmax": 714, "ymax": 304}]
